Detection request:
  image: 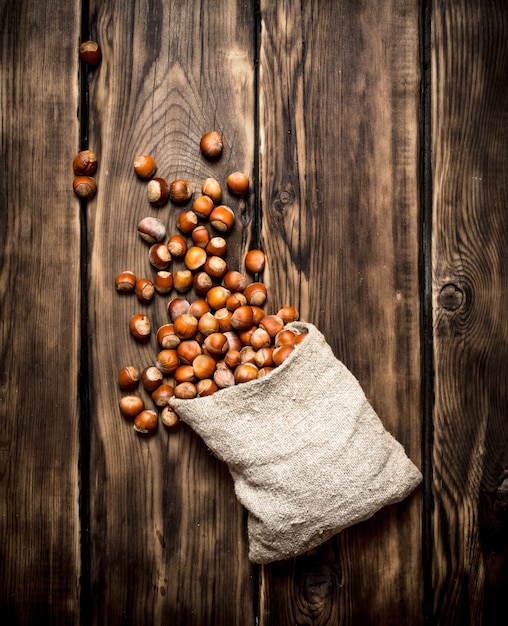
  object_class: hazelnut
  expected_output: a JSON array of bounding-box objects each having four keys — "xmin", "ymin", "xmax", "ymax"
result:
[
  {"xmin": 209, "ymin": 205, "xmax": 235, "ymax": 233},
  {"xmin": 153, "ymin": 271, "xmax": 173, "ymax": 294},
  {"xmin": 79, "ymin": 40, "xmax": 102, "ymax": 65},
  {"xmin": 173, "ymin": 269, "xmax": 193, "ymax": 293},
  {"xmin": 138, "ymin": 216, "xmax": 166, "ymax": 243},
  {"xmin": 174, "ymin": 382, "xmax": 198, "ymax": 399},
  {"xmin": 200, "ymin": 131, "xmax": 223, "ymax": 159},
  {"xmin": 234, "ymin": 363, "xmax": 258, "ymax": 384},
  {"xmin": 72, "ymin": 149, "xmax": 98, "ymax": 176},
  {"xmin": 177, "ymin": 210, "xmax": 199, "ymax": 233},
  {"xmin": 161, "ymin": 405, "xmax": 181, "ymax": 428},
  {"xmin": 135, "ymin": 278, "xmax": 155, "ymax": 303},
  {"xmin": 192, "ymin": 195, "xmax": 215, "ymax": 219},
  {"xmin": 148, "ymin": 243, "xmax": 172, "ymax": 270},
  {"xmin": 169, "ymin": 179, "xmax": 194, "ymax": 204},
  {"xmin": 206, "ymin": 236, "xmax": 227, "ymax": 257},
  {"xmin": 192, "ymin": 354, "xmax": 216, "ymax": 379},
  {"xmin": 167, "ymin": 297, "xmax": 190, "ymax": 321},
  {"xmin": 115, "ymin": 270, "xmax": 136, "ymax": 292},
  {"xmin": 174, "ymin": 364, "xmax": 196, "ymax": 384},
  {"xmin": 202, "ymin": 177, "xmax": 222, "ymax": 203},
  {"xmin": 73, "ymin": 176, "xmax": 97, "ymax": 199},
  {"xmin": 118, "ymin": 366, "xmax": 140, "ymax": 390},
  {"xmin": 230, "ymin": 305, "xmax": 254, "ymax": 331},
  {"xmin": 184, "ymin": 246, "xmax": 207, "ymax": 271},
  {"xmin": 157, "ymin": 324, "xmax": 181, "ymax": 350},
  {"xmin": 141, "ymin": 366, "xmax": 163, "ymax": 391},
  {"xmin": 190, "ymin": 224, "xmax": 211, "ymax": 248},
  {"xmin": 156, "ymin": 349, "xmax": 180, "ymax": 375},
  {"xmin": 119, "ymin": 395, "xmax": 144, "ymax": 419},
  {"xmin": 173, "ymin": 313, "xmax": 198, "ymax": 339},
  {"xmin": 244, "ymin": 249, "xmax": 265, "ymax": 274},
  {"xmin": 134, "ymin": 409, "xmax": 158, "ymax": 434},
  {"xmin": 226, "ymin": 171, "xmax": 249, "ymax": 195},
  {"xmin": 196, "ymin": 379, "xmax": 219, "ymax": 397},
  {"xmin": 147, "ymin": 177, "xmax": 170, "ymax": 206},
  {"xmin": 151, "ymin": 384, "xmax": 175, "ymax": 407},
  {"xmin": 277, "ymin": 306, "xmax": 299, "ymax": 323},
  {"xmin": 243, "ymin": 282, "xmax": 267, "ymax": 307},
  {"xmin": 133, "ymin": 154, "xmax": 157, "ymax": 179},
  {"xmin": 193, "ymin": 271, "xmax": 213, "ymax": 295},
  {"xmin": 177, "ymin": 339, "xmax": 202, "ymax": 365},
  {"xmin": 167, "ymin": 235, "xmax": 188, "ymax": 258},
  {"xmin": 129, "ymin": 314, "xmax": 151, "ymax": 342}
]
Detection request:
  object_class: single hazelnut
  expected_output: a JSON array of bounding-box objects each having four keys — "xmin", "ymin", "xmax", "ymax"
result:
[
  {"xmin": 133, "ymin": 154, "xmax": 157, "ymax": 179},
  {"xmin": 73, "ymin": 176, "xmax": 97, "ymax": 199},
  {"xmin": 202, "ymin": 177, "xmax": 222, "ymax": 203},
  {"xmin": 115, "ymin": 270, "xmax": 137, "ymax": 292},
  {"xmin": 141, "ymin": 366, "xmax": 163, "ymax": 391},
  {"xmin": 148, "ymin": 243, "xmax": 172, "ymax": 270},
  {"xmin": 134, "ymin": 410, "xmax": 158, "ymax": 434},
  {"xmin": 226, "ymin": 171, "xmax": 249, "ymax": 195},
  {"xmin": 129, "ymin": 314, "xmax": 151, "ymax": 342},
  {"xmin": 147, "ymin": 177, "xmax": 170, "ymax": 206},
  {"xmin": 192, "ymin": 195, "xmax": 215, "ymax": 219},
  {"xmin": 244, "ymin": 249, "xmax": 266, "ymax": 274},
  {"xmin": 209, "ymin": 205, "xmax": 235, "ymax": 233},
  {"xmin": 169, "ymin": 179, "xmax": 194, "ymax": 204},
  {"xmin": 135, "ymin": 278, "xmax": 155, "ymax": 303},
  {"xmin": 160, "ymin": 405, "xmax": 181, "ymax": 428},
  {"xmin": 138, "ymin": 216, "xmax": 166, "ymax": 243},
  {"xmin": 119, "ymin": 395, "xmax": 144, "ymax": 419},
  {"xmin": 72, "ymin": 149, "xmax": 98, "ymax": 176},
  {"xmin": 79, "ymin": 40, "xmax": 102, "ymax": 65},
  {"xmin": 200, "ymin": 131, "xmax": 223, "ymax": 159},
  {"xmin": 167, "ymin": 235, "xmax": 188, "ymax": 258},
  {"xmin": 118, "ymin": 366, "xmax": 140, "ymax": 390},
  {"xmin": 206, "ymin": 236, "xmax": 227, "ymax": 257},
  {"xmin": 151, "ymin": 383, "xmax": 175, "ymax": 407},
  {"xmin": 174, "ymin": 381, "xmax": 198, "ymax": 399},
  {"xmin": 153, "ymin": 271, "xmax": 173, "ymax": 294}
]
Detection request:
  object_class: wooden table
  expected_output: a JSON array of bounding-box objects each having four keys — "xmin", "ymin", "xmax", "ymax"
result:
[{"xmin": 1, "ymin": 1, "xmax": 507, "ymax": 624}]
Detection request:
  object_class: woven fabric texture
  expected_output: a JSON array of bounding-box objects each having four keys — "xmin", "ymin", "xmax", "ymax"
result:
[{"xmin": 170, "ymin": 322, "xmax": 422, "ymax": 563}]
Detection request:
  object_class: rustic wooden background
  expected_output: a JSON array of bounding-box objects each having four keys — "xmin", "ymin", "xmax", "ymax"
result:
[{"xmin": 1, "ymin": 0, "xmax": 507, "ymax": 624}]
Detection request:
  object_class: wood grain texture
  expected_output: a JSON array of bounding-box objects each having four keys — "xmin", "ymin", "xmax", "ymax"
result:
[
  {"xmin": 0, "ymin": 0, "xmax": 82, "ymax": 623},
  {"xmin": 258, "ymin": 1, "xmax": 423, "ymax": 624},
  {"xmin": 431, "ymin": 1, "xmax": 508, "ymax": 624},
  {"xmin": 87, "ymin": 1, "xmax": 256, "ymax": 623}
]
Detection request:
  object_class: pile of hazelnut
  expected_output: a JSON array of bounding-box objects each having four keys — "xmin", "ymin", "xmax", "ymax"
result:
[{"xmin": 114, "ymin": 132, "xmax": 306, "ymax": 435}]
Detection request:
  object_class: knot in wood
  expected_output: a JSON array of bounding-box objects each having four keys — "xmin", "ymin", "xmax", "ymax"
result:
[
  {"xmin": 278, "ymin": 190, "xmax": 293, "ymax": 204},
  {"xmin": 438, "ymin": 283, "xmax": 464, "ymax": 311}
]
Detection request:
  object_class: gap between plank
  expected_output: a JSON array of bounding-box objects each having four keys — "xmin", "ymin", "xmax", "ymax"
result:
[
  {"xmin": 78, "ymin": 1, "xmax": 92, "ymax": 624},
  {"xmin": 418, "ymin": 0, "xmax": 434, "ymax": 624}
]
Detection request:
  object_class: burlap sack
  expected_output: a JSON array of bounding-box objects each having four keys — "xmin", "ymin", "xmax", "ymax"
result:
[{"xmin": 169, "ymin": 322, "xmax": 422, "ymax": 564}]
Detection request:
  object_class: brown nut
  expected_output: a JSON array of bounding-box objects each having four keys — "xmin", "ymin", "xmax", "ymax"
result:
[
  {"xmin": 160, "ymin": 405, "xmax": 181, "ymax": 427},
  {"xmin": 157, "ymin": 323, "xmax": 181, "ymax": 349},
  {"xmin": 226, "ymin": 171, "xmax": 249, "ymax": 195},
  {"xmin": 134, "ymin": 409, "xmax": 158, "ymax": 434},
  {"xmin": 133, "ymin": 154, "xmax": 157, "ymax": 179},
  {"xmin": 73, "ymin": 176, "xmax": 97, "ymax": 199},
  {"xmin": 156, "ymin": 349, "xmax": 180, "ymax": 375},
  {"xmin": 167, "ymin": 234, "xmax": 188, "ymax": 258},
  {"xmin": 167, "ymin": 297, "xmax": 190, "ymax": 321},
  {"xmin": 209, "ymin": 205, "xmax": 235, "ymax": 233},
  {"xmin": 153, "ymin": 270, "xmax": 173, "ymax": 294},
  {"xmin": 206, "ymin": 236, "xmax": 227, "ymax": 257},
  {"xmin": 177, "ymin": 210, "xmax": 199, "ymax": 234},
  {"xmin": 148, "ymin": 243, "xmax": 172, "ymax": 270},
  {"xmin": 184, "ymin": 246, "xmax": 207, "ymax": 271},
  {"xmin": 151, "ymin": 383, "xmax": 175, "ymax": 407},
  {"xmin": 141, "ymin": 366, "xmax": 163, "ymax": 391},
  {"xmin": 173, "ymin": 269, "xmax": 193, "ymax": 293},
  {"xmin": 79, "ymin": 40, "xmax": 102, "ymax": 65},
  {"xmin": 200, "ymin": 131, "xmax": 223, "ymax": 159},
  {"xmin": 138, "ymin": 216, "xmax": 166, "ymax": 243},
  {"xmin": 244, "ymin": 249, "xmax": 265, "ymax": 274},
  {"xmin": 147, "ymin": 177, "xmax": 170, "ymax": 206},
  {"xmin": 201, "ymin": 177, "xmax": 222, "ymax": 203},
  {"xmin": 243, "ymin": 282, "xmax": 267, "ymax": 307},
  {"xmin": 135, "ymin": 278, "xmax": 155, "ymax": 303},
  {"xmin": 129, "ymin": 313, "xmax": 151, "ymax": 342},
  {"xmin": 72, "ymin": 149, "xmax": 98, "ymax": 176},
  {"xmin": 169, "ymin": 179, "xmax": 194, "ymax": 204},
  {"xmin": 115, "ymin": 270, "xmax": 137, "ymax": 292},
  {"xmin": 119, "ymin": 395, "xmax": 144, "ymax": 419},
  {"xmin": 174, "ymin": 381, "xmax": 198, "ymax": 399},
  {"xmin": 277, "ymin": 306, "xmax": 299, "ymax": 323},
  {"xmin": 192, "ymin": 195, "xmax": 215, "ymax": 219},
  {"xmin": 118, "ymin": 366, "xmax": 140, "ymax": 390}
]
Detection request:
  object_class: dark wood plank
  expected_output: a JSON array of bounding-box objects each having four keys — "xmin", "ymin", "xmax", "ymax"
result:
[
  {"xmin": 87, "ymin": 1, "xmax": 257, "ymax": 623},
  {"xmin": 0, "ymin": 0, "xmax": 82, "ymax": 623},
  {"xmin": 258, "ymin": 1, "xmax": 423, "ymax": 624},
  {"xmin": 431, "ymin": 1, "xmax": 508, "ymax": 624}
]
